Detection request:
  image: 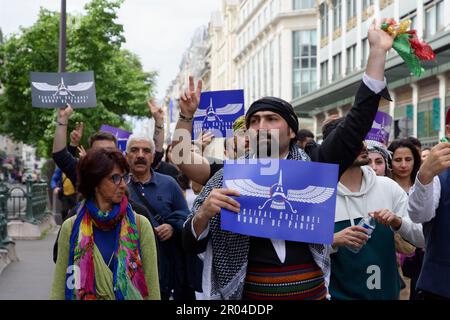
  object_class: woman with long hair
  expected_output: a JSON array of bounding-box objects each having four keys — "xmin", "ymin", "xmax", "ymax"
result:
[
  {"xmin": 388, "ymin": 138, "xmax": 424, "ymax": 300},
  {"xmin": 388, "ymin": 139, "xmax": 421, "ymax": 193},
  {"xmin": 51, "ymin": 148, "xmax": 160, "ymax": 300}
]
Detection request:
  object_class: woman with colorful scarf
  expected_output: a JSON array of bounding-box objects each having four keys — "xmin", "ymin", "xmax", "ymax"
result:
[{"xmin": 50, "ymin": 148, "xmax": 160, "ymax": 300}]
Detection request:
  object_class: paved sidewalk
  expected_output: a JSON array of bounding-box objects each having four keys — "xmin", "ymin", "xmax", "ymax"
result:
[{"xmin": 0, "ymin": 228, "xmax": 58, "ymax": 300}]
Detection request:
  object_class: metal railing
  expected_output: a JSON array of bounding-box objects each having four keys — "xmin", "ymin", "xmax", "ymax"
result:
[
  {"xmin": 0, "ymin": 183, "xmax": 12, "ymax": 248},
  {"xmin": 0, "ymin": 177, "xmax": 51, "ymax": 225}
]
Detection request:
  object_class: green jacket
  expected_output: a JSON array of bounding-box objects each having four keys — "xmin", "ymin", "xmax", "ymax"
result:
[{"xmin": 50, "ymin": 213, "xmax": 161, "ymax": 300}]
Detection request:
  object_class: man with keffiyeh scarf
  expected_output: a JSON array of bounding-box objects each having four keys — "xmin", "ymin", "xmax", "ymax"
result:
[{"xmin": 181, "ymin": 19, "xmax": 395, "ymax": 300}]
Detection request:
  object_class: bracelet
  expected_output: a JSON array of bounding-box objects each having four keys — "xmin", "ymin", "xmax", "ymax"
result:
[
  {"xmin": 56, "ymin": 120, "xmax": 68, "ymax": 126},
  {"xmin": 155, "ymin": 124, "xmax": 164, "ymax": 129},
  {"xmin": 179, "ymin": 112, "xmax": 194, "ymax": 122}
]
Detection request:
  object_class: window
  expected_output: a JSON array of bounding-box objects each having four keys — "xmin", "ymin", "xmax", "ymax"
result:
[
  {"xmin": 332, "ymin": 53, "xmax": 342, "ymax": 80},
  {"xmin": 362, "ymin": 38, "xmax": 369, "ymax": 66},
  {"xmin": 346, "ymin": 44, "xmax": 356, "ymax": 74},
  {"xmin": 320, "ymin": 61, "xmax": 329, "ymax": 86},
  {"xmin": 293, "ymin": 30, "xmax": 317, "ymax": 99},
  {"xmin": 417, "ymin": 99, "xmax": 440, "ymax": 139},
  {"xmin": 363, "ymin": 0, "xmax": 373, "ymax": 10},
  {"xmin": 320, "ymin": 3, "xmax": 329, "ymax": 38},
  {"xmin": 264, "ymin": 45, "xmax": 269, "ymax": 95},
  {"xmin": 252, "ymin": 58, "xmax": 256, "ymax": 101},
  {"xmin": 425, "ymin": 0, "xmax": 445, "ymax": 39},
  {"xmin": 270, "ymin": 40, "xmax": 274, "ymax": 96},
  {"xmin": 293, "ymin": 0, "xmax": 315, "ymax": 10},
  {"xmin": 333, "ymin": 0, "xmax": 342, "ymax": 29},
  {"xmin": 347, "ymin": 0, "xmax": 356, "ymax": 18}
]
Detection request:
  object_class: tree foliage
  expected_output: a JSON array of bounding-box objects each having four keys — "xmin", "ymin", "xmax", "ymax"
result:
[{"xmin": 0, "ymin": 0, "xmax": 157, "ymax": 157}]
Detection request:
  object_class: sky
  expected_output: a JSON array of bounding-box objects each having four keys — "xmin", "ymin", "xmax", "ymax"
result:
[{"xmin": 0, "ymin": 0, "xmax": 221, "ymax": 100}]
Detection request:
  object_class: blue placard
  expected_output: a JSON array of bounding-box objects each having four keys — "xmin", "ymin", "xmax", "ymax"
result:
[
  {"xmin": 192, "ymin": 90, "xmax": 244, "ymax": 139},
  {"xmin": 221, "ymin": 159, "xmax": 339, "ymax": 245}
]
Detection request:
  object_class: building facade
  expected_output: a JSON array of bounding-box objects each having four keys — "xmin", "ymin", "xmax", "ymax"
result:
[
  {"xmin": 234, "ymin": 0, "xmax": 317, "ymax": 130},
  {"xmin": 209, "ymin": 0, "xmax": 240, "ymax": 91},
  {"xmin": 293, "ymin": 0, "xmax": 450, "ymax": 146},
  {"xmin": 165, "ymin": 0, "xmax": 319, "ymax": 133}
]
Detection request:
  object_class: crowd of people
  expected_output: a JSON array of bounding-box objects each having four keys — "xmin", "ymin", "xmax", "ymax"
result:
[{"xmin": 48, "ymin": 20, "xmax": 450, "ymax": 301}]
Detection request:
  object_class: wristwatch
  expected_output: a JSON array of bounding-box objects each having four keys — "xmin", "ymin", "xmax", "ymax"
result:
[
  {"xmin": 155, "ymin": 123, "xmax": 164, "ymax": 129},
  {"xmin": 56, "ymin": 120, "xmax": 68, "ymax": 126}
]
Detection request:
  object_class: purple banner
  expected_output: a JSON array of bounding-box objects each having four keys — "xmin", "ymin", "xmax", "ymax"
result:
[
  {"xmin": 221, "ymin": 159, "xmax": 338, "ymax": 245},
  {"xmin": 365, "ymin": 111, "xmax": 392, "ymax": 146},
  {"xmin": 99, "ymin": 125, "xmax": 132, "ymax": 152}
]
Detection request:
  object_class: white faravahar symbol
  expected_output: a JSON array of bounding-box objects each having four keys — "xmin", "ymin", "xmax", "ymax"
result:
[
  {"xmin": 32, "ymin": 77, "xmax": 93, "ymax": 97},
  {"xmin": 225, "ymin": 170, "xmax": 335, "ymax": 213},
  {"xmin": 194, "ymin": 98, "xmax": 243, "ymax": 124},
  {"xmin": 372, "ymin": 116, "xmax": 391, "ymax": 139}
]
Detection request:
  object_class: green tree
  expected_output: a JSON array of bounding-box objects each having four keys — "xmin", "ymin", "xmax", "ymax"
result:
[{"xmin": 0, "ymin": 0, "xmax": 157, "ymax": 157}]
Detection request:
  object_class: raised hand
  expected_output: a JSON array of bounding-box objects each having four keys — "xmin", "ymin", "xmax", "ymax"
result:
[
  {"xmin": 179, "ymin": 76, "xmax": 202, "ymax": 118},
  {"xmin": 418, "ymin": 142, "xmax": 450, "ymax": 185},
  {"xmin": 368, "ymin": 18, "xmax": 395, "ymax": 53},
  {"xmin": 77, "ymin": 145, "xmax": 87, "ymax": 158},
  {"xmin": 147, "ymin": 100, "xmax": 165, "ymax": 124},
  {"xmin": 57, "ymin": 104, "xmax": 74, "ymax": 124},
  {"xmin": 70, "ymin": 122, "xmax": 84, "ymax": 147},
  {"xmin": 195, "ymin": 130, "xmax": 214, "ymax": 152}
]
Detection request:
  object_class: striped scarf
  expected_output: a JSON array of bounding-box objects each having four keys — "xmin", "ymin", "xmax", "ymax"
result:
[{"xmin": 65, "ymin": 197, "xmax": 149, "ymax": 300}]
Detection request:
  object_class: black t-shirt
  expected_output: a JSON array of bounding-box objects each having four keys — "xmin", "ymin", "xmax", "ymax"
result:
[
  {"xmin": 209, "ymin": 162, "xmax": 224, "ymax": 180},
  {"xmin": 247, "ymin": 237, "xmax": 315, "ymax": 268}
]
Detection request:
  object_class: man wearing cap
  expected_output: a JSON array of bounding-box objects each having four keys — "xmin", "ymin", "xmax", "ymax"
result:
[
  {"xmin": 407, "ymin": 108, "xmax": 450, "ymax": 300},
  {"xmin": 182, "ymin": 20, "xmax": 394, "ymax": 300}
]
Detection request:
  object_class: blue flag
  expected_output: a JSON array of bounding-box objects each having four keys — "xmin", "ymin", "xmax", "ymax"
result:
[
  {"xmin": 221, "ymin": 159, "xmax": 338, "ymax": 245},
  {"xmin": 192, "ymin": 90, "xmax": 244, "ymax": 139}
]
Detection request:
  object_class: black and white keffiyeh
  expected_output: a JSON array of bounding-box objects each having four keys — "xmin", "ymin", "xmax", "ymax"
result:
[{"xmin": 188, "ymin": 145, "xmax": 332, "ymax": 300}]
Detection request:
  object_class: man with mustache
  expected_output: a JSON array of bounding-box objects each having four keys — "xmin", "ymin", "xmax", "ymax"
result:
[
  {"xmin": 181, "ymin": 20, "xmax": 409, "ymax": 300},
  {"xmin": 125, "ymin": 134, "xmax": 194, "ymax": 300},
  {"xmin": 322, "ymin": 119, "xmax": 424, "ymax": 300},
  {"xmin": 52, "ymin": 100, "xmax": 165, "ymax": 187}
]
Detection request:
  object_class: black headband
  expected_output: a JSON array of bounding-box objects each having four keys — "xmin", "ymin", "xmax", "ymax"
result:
[{"xmin": 245, "ymin": 97, "xmax": 299, "ymax": 134}]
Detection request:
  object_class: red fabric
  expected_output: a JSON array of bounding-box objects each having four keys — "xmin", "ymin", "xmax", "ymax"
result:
[
  {"xmin": 407, "ymin": 30, "xmax": 436, "ymax": 61},
  {"xmin": 446, "ymin": 108, "xmax": 450, "ymax": 125}
]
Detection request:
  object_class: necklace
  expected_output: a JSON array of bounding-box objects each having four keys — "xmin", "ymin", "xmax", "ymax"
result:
[
  {"xmin": 106, "ymin": 227, "xmax": 118, "ymax": 269},
  {"xmin": 107, "ymin": 250, "xmax": 115, "ymax": 268}
]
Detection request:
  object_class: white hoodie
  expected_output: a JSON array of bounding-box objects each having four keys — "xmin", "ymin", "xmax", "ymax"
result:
[{"xmin": 334, "ymin": 166, "xmax": 425, "ymax": 249}]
